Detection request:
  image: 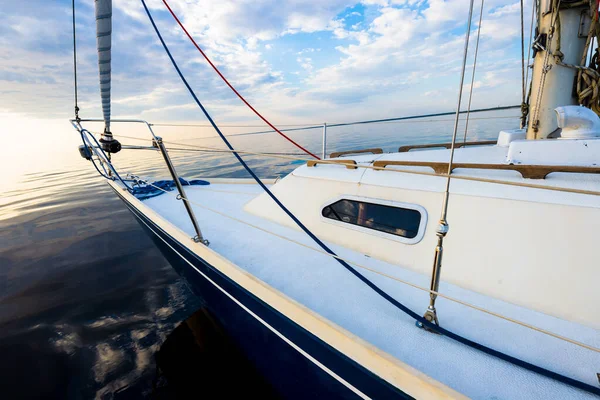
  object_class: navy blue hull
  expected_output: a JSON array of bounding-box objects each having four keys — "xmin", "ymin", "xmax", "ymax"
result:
[{"xmin": 115, "ymin": 189, "xmax": 411, "ymax": 399}]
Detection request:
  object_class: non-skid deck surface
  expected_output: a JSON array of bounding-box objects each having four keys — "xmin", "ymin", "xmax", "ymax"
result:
[{"xmin": 144, "ymin": 183, "xmax": 600, "ymax": 399}]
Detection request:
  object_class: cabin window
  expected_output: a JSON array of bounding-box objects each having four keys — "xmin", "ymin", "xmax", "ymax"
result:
[{"xmin": 322, "ymin": 199, "xmax": 422, "ymax": 239}]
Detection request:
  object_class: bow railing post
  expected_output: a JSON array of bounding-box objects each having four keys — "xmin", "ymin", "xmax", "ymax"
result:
[
  {"xmin": 154, "ymin": 136, "xmax": 209, "ymax": 245},
  {"xmin": 322, "ymin": 122, "xmax": 327, "ymax": 159}
]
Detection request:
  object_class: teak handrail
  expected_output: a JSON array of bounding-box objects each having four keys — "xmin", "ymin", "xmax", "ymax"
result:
[
  {"xmin": 398, "ymin": 140, "xmax": 496, "ymax": 152},
  {"xmin": 372, "ymin": 160, "xmax": 600, "ymax": 179},
  {"xmin": 307, "ymin": 159, "xmax": 358, "ymax": 169},
  {"xmin": 330, "ymin": 148, "xmax": 383, "ymax": 158}
]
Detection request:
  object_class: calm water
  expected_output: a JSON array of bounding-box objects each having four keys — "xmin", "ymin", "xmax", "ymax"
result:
[{"xmin": 0, "ymin": 110, "xmax": 518, "ymax": 399}]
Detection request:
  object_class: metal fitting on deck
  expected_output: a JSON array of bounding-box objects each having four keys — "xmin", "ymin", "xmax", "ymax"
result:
[{"xmin": 436, "ymin": 221, "xmax": 449, "ymax": 236}]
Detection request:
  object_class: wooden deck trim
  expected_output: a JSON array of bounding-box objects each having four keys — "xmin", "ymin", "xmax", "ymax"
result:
[
  {"xmin": 307, "ymin": 159, "xmax": 358, "ymax": 170},
  {"xmin": 398, "ymin": 140, "xmax": 497, "ymax": 152},
  {"xmin": 372, "ymin": 160, "xmax": 600, "ymax": 179},
  {"xmin": 330, "ymin": 148, "xmax": 383, "ymax": 158}
]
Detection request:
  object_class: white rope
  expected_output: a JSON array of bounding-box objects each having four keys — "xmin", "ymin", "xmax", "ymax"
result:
[{"xmin": 131, "ymin": 176, "xmax": 600, "ymax": 354}]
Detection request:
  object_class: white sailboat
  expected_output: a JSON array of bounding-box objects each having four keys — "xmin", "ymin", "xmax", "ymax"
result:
[{"xmin": 71, "ymin": 0, "xmax": 600, "ymax": 398}]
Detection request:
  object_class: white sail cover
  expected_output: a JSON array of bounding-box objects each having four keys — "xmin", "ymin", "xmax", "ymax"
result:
[{"xmin": 95, "ymin": 0, "xmax": 112, "ymax": 131}]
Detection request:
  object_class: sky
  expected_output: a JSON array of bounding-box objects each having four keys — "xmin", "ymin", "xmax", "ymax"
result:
[{"xmin": 0, "ymin": 0, "xmax": 531, "ymax": 128}]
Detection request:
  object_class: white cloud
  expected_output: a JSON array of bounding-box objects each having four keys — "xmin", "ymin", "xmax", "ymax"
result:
[
  {"xmin": 297, "ymin": 48, "xmax": 317, "ymax": 55},
  {"xmin": 362, "ymin": 0, "xmax": 390, "ymax": 6},
  {"xmin": 158, "ymin": 0, "xmax": 354, "ymax": 45},
  {"xmin": 297, "ymin": 57, "xmax": 314, "ymax": 73},
  {"xmin": 297, "ymin": 0, "xmax": 531, "ymax": 118},
  {"xmin": 0, "ymin": 0, "xmax": 531, "ymax": 124},
  {"xmin": 489, "ymin": 1, "xmax": 521, "ymax": 17}
]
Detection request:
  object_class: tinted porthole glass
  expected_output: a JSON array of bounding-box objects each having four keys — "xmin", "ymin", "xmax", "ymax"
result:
[{"xmin": 322, "ymin": 199, "xmax": 421, "ymax": 239}]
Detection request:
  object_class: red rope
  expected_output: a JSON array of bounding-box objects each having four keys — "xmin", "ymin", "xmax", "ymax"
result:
[{"xmin": 160, "ymin": 0, "xmax": 320, "ymax": 159}]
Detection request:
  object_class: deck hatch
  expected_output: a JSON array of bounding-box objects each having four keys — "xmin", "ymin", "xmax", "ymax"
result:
[{"xmin": 322, "ymin": 199, "xmax": 422, "ymax": 239}]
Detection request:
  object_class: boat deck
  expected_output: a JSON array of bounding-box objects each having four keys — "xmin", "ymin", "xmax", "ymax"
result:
[{"xmin": 142, "ymin": 181, "xmax": 600, "ymax": 399}]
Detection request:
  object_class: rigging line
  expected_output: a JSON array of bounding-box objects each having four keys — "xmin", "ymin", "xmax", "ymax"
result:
[
  {"xmin": 79, "ymin": 129, "xmax": 110, "ymax": 178},
  {"xmin": 80, "ymin": 133, "xmax": 111, "ymax": 179},
  {"xmin": 111, "ymin": 134, "xmax": 600, "ymax": 197},
  {"xmin": 521, "ymin": 0, "xmax": 527, "ymax": 113},
  {"xmin": 134, "ymin": 176, "xmax": 600, "ymax": 354},
  {"xmin": 419, "ymin": 0, "xmax": 476, "ymax": 331},
  {"xmin": 151, "ymin": 123, "xmax": 321, "ymax": 128},
  {"xmin": 167, "ymin": 147, "xmax": 307, "ymax": 156},
  {"xmin": 525, "ymin": 0, "xmax": 536, "ymax": 88},
  {"xmin": 462, "ymin": 0, "xmax": 485, "ymax": 144},
  {"xmin": 71, "ymin": 0, "xmax": 79, "ymax": 120},
  {"xmin": 78, "ymin": 126, "xmax": 133, "ymax": 190},
  {"xmin": 442, "ymin": 0, "xmax": 476, "ymax": 222},
  {"xmin": 587, "ymin": 36, "xmax": 594, "ymax": 66},
  {"xmin": 139, "ymin": 3, "xmax": 600, "ymax": 393},
  {"xmin": 521, "ymin": 0, "xmax": 537, "ymax": 127},
  {"xmin": 150, "ymin": 115, "xmax": 521, "ymax": 138},
  {"xmin": 215, "ymin": 106, "xmax": 522, "ymax": 137},
  {"xmin": 316, "ymin": 106, "xmax": 520, "ymax": 128},
  {"xmin": 108, "ymin": 141, "xmax": 307, "ymax": 156},
  {"xmin": 328, "ymin": 115, "xmax": 520, "ymax": 124},
  {"xmin": 159, "ymin": 0, "xmax": 320, "ymax": 160}
]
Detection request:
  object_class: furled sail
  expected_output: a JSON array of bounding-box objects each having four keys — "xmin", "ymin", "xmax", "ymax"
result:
[{"xmin": 95, "ymin": 0, "xmax": 112, "ymax": 132}]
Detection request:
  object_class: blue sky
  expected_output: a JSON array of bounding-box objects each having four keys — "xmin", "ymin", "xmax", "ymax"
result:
[{"xmin": 0, "ymin": 0, "xmax": 531, "ymax": 125}]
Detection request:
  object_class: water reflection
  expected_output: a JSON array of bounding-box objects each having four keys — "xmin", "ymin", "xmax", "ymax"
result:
[
  {"xmin": 0, "ymin": 110, "xmax": 519, "ymax": 398},
  {"xmin": 114, "ymin": 308, "xmax": 279, "ymax": 399}
]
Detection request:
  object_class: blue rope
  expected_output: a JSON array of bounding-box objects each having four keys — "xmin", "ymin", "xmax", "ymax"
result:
[
  {"xmin": 80, "ymin": 128, "xmax": 134, "ymax": 191},
  {"xmin": 79, "ymin": 130, "xmax": 110, "ymax": 179},
  {"xmin": 140, "ymin": 1, "xmax": 599, "ymax": 395},
  {"xmin": 132, "ymin": 178, "xmax": 210, "ymax": 200}
]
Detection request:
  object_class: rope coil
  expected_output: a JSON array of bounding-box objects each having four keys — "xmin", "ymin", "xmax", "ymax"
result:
[{"xmin": 552, "ymin": 0, "xmax": 600, "ymax": 114}]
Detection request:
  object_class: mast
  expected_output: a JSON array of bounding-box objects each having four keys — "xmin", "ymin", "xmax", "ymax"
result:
[{"xmin": 526, "ymin": 0, "xmax": 591, "ymax": 139}]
